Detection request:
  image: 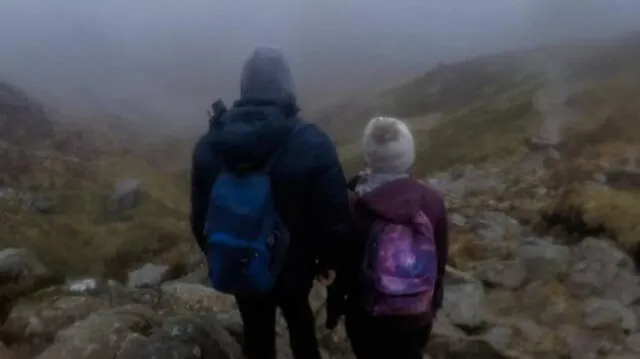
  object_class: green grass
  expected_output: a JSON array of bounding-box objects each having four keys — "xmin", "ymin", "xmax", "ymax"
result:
[
  {"xmin": 0, "ymin": 124, "xmax": 194, "ymax": 278},
  {"xmin": 337, "ymin": 66, "xmax": 544, "ymax": 177},
  {"xmin": 5, "ymin": 32, "xmax": 640, "ymax": 278}
]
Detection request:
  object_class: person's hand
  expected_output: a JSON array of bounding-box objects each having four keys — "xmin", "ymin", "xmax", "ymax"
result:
[{"xmin": 316, "ymin": 270, "xmax": 336, "ymax": 286}]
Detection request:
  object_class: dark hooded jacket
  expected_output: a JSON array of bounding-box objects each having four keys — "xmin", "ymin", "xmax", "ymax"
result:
[
  {"xmin": 327, "ymin": 176, "xmax": 448, "ymax": 329},
  {"xmin": 190, "ymin": 47, "xmax": 351, "ymax": 291}
]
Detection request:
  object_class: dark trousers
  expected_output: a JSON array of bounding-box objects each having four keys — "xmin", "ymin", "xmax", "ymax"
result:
[
  {"xmin": 345, "ymin": 313, "xmax": 431, "ymax": 359},
  {"xmin": 235, "ymin": 284, "xmax": 321, "ymax": 359}
]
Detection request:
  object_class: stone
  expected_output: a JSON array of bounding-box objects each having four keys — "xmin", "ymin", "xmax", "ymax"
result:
[
  {"xmin": 519, "ymin": 282, "xmax": 573, "ymax": 325},
  {"xmin": 604, "ymin": 168, "xmax": 640, "ymax": 189},
  {"xmin": 560, "ymin": 325, "xmax": 601, "ymax": 359},
  {"xmin": 65, "ymin": 278, "xmax": 101, "ymax": 294},
  {"xmin": 583, "ymin": 298, "xmax": 637, "ymax": 333},
  {"xmin": 159, "ymin": 282, "xmax": 235, "ymax": 315},
  {"xmin": 482, "ymin": 326, "xmax": 514, "ymax": 352},
  {"xmin": 130, "ymin": 314, "xmax": 243, "ymax": 359},
  {"xmin": 2, "ymin": 294, "xmax": 109, "ymax": 342},
  {"xmin": 450, "ymin": 213, "xmax": 467, "ymax": 227},
  {"xmin": 474, "ymin": 260, "xmax": 526, "ymax": 289},
  {"xmin": 127, "ymin": 263, "xmax": 173, "ymax": 288},
  {"xmin": 0, "ymin": 342, "xmax": 16, "ymax": 359},
  {"xmin": 0, "ymin": 248, "xmax": 55, "ymax": 310},
  {"xmin": 106, "ymin": 179, "xmax": 142, "ymax": 215},
  {"xmin": 214, "ymin": 310, "xmax": 244, "ymax": 346},
  {"xmin": 604, "ymin": 270, "xmax": 640, "ymax": 306},
  {"xmin": 559, "ymin": 324, "xmax": 625, "ymax": 359},
  {"xmin": 567, "ymin": 238, "xmax": 638, "ymax": 301},
  {"xmin": 472, "ymin": 212, "xmax": 522, "ymax": 256},
  {"xmin": 625, "ymin": 332, "xmax": 640, "ymax": 354},
  {"xmin": 26, "ymin": 194, "xmax": 57, "ymax": 214},
  {"xmin": 0, "ymin": 81, "xmax": 54, "ymax": 145},
  {"xmin": 426, "ymin": 314, "xmax": 510, "ymax": 359},
  {"xmin": 514, "ymin": 237, "xmax": 570, "ymax": 281},
  {"xmin": 115, "ymin": 333, "xmax": 149, "ymax": 359},
  {"xmin": 171, "ymin": 267, "xmax": 209, "ymax": 286},
  {"xmin": 35, "ymin": 305, "xmax": 159, "ymax": 359},
  {"xmin": 444, "ymin": 266, "xmax": 481, "ymax": 286},
  {"xmin": 606, "ymin": 355, "xmax": 640, "ymax": 359},
  {"xmin": 514, "ymin": 320, "xmax": 544, "ymax": 342},
  {"xmin": 441, "ymin": 282, "xmax": 487, "ymax": 331}
]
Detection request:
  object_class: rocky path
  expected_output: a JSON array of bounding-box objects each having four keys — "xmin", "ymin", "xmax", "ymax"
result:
[
  {"xmin": 4, "ymin": 202, "xmax": 640, "ymax": 358},
  {"xmin": 3, "ymin": 148, "xmax": 640, "ymax": 358}
]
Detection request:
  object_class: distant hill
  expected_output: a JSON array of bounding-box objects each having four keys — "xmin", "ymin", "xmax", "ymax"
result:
[
  {"xmin": 315, "ymin": 31, "xmax": 640, "ymax": 176},
  {"xmin": 3, "ymin": 31, "xmax": 640, "ymax": 278},
  {"xmin": 0, "ymin": 81, "xmax": 54, "ymax": 147}
]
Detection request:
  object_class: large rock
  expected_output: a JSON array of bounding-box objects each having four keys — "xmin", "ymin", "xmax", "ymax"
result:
[
  {"xmin": 606, "ymin": 354, "xmax": 640, "ymax": 359},
  {"xmin": 474, "ymin": 260, "xmax": 526, "ymax": 289},
  {"xmin": 159, "ymin": 282, "xmax": 235, "ymax": 315},
  {"xmin": 444, "ymin": 266, "xmax": 481, "ymax": 286},
  {"xmin": 513, "ymin": 319, "xmax": 544, "ymax": 343},
  {"xmin": 25, "ymin": 193, "xmax": 57, "ymax": 214},
  {"xmin": 60, "ymin": 277, "xmax": 163, "ymax": 310},
  {"xmin": 426, "ymin": 315, "xmax": 510, "ymax": 359},
  {"xmin": 567, "ymin": 238, "xmax": 640, "ymax": 304},
  {"xmin": 624, "ymin": 332, "xmax": 640, "ymax": 354},
  {"xmin": 559, "ymin": 325, "xmax": 602, "ymax": 359},
  {"xmin": 0, "ymin": 81, "xmax": 54, "ymax": 145},
  {"xmin": 514, "ymin": 237, "xmax": 570, "ymax": 282},
  {"xmin": 559, "ymin": 325, "xmax": 626, "ymax": 359},
  {"xmin": 1, "ymin": 292, "xmax": 109, "ymax": 343},
  {"xmin": 0, "ymin": 342, "xmax": 16, "ymax": 359},
  {"xmin": 35, "ymin": 304, "xmax": 159, "ymax": 359},
  {"xmin": 0, "ymin": 248, "xmax": 55, "ymax": 314},
  {"xmin": 583, "ymin": 298, "xmax": 637, "ymax": 333},
  {"xmin": 441, "ymin": 282, "xmax": 487, "ymax": 331},
  {"xmin": 518, "ymin": 281, "xmax": 574, "ymax": 325},
  {"xmin": 127, "ymin": 263, "xmax": 174, "ymax": 288},
  {"xmin": 172, "ymin": 267, "xmax": 210, "ymax": 286},
  {"xmin": 470, "ymin": 212, "xmax": 522, "ymax": 257},
  {"xmin": 106, "ymin": 179, "xmax": 142, "ymax": 216},
  {"xmin": 214, "ymin": 311, "xmax": 244, "ymax": 346},
  {"xmin": 480, "ymin": 326, "xmax": 514, "ymax": 352},
  {"xmin": 604, "ymin": 168, "xmax": 640, "ymax": 189},
  {"xmin": 118, "ymin": 314, "xmax": 243, "ymax": 359}
]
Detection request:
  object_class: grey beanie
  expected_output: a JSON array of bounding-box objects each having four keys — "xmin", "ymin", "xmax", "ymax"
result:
[{"xmin": 362, "ymin": 116, "xmax": 415, "ymax": 174}]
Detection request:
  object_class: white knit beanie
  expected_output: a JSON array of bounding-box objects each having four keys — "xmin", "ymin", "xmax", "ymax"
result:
[{"xmin": 362, "ymin": 116, "xmax": 415, "ymax": 174}]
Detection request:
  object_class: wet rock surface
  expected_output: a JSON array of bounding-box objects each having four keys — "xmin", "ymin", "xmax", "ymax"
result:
[{"xmin": 4, "ymin": 159, "xmax": 640, "ymax": 358}]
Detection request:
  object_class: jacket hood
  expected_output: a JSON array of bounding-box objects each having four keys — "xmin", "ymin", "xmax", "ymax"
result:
[
  {"xmin": 357, "ymin": 178, "xmax": 426, "ymax": 223},
  {"xmin": 209, "ymin": 105, "xmax": 295, "ymax": 171},
  {"xmin": 240, "ymin": 46, "xmax": 297, "ymax": 110}
]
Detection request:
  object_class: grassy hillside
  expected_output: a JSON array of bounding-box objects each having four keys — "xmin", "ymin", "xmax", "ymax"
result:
[
  {"xmin": 3, "ymin": 32, "xmax": 640, "ymax": 277},
  {"xmin": 320, "ymin": 32, "xmax": 640, "ymax": 257},
  {"xmin": 0, "ymin": 111, "xmax": 195, "ymax": 279},
  {"xmin": 321, "ymin": 33, "xmax": 640, "ymax": 176}
]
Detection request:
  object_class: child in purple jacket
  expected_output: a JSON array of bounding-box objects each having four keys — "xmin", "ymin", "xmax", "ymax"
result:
[{"xmin": 327, "ymin": 117, "xmax": 449, "ymax": 359}]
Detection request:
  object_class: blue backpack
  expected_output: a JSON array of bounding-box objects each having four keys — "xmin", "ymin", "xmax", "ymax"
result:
[{"xmin": 204, "ymin": 125, "xmax": 300, "ymax": 295}]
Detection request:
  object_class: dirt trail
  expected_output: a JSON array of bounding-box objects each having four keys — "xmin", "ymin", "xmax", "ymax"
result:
[{"xmin": 530, "ymin": 54, "xmax": 577, "ymax": 147}]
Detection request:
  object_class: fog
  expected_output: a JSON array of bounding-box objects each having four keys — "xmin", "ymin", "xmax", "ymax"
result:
[{"xmin": 1, "ymin": 0, "xmax": 640, "ymax": 129}]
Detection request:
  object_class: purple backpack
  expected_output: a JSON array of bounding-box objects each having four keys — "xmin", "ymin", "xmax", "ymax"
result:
[{"xmin": 362, "ymin": 211, "xmax": 438, "ymax": 317}]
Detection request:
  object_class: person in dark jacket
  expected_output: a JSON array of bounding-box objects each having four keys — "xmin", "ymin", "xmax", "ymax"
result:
[
  {"xmin": 190, "ymin": 46, "xmax": 351, "ymax": 359},
  {"xmin": 327, "ymin": 116, "xmax": 449, "ymax": 359}
]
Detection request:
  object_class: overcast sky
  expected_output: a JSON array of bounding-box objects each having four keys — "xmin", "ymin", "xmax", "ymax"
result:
[{"xmin": 1, "ymin": 0, "xmax": 639, "ymax": 126}]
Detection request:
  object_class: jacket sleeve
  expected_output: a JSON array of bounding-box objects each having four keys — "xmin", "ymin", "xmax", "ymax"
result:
[
  {"xmin": 189, "ymin": 139, "xmax": 212, "ymax": 253},
  {"xmin": 307, "ymin": 130, "xmax": 351, "ymax": 275}
]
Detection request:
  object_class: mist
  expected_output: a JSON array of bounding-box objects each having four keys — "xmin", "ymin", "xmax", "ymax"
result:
[{"xmin": 1, "ymin": 0, "xmax": 640, "ymax": 130}]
